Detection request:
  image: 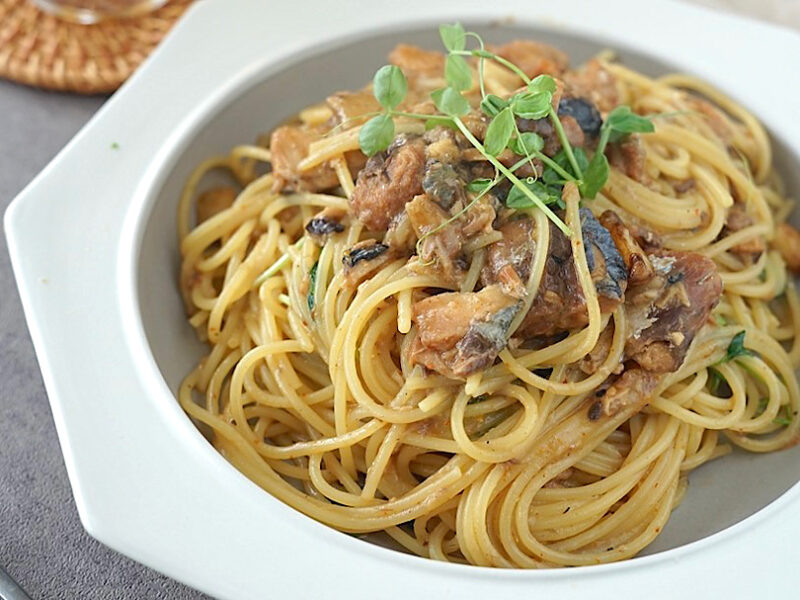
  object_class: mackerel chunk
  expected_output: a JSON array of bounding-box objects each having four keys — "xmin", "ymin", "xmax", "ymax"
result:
[
  {"xmin": 482, "ymin": 209, "xmax": 627, "ymax": 339},
  {"xmin": 410, "ymin": 285, "xmax": 521, "ymax": 379},
  {"xmin": 349, "ymin": 135, "xmax": 426, "ymax": 231},
  {"xmin": 625, "ymin": 250, "xmax": 722, "ymax": 373}
]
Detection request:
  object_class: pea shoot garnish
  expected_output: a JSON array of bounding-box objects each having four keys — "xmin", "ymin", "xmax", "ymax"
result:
[
  {"xmin": 357, "ymin": 21, "xmax": 660, "ymax": 237},
  {"xmin": 358, "ymin": 65, "xmax": 407, "ymax": 157},
  {"xmin": 579, "ymin": 106, "xmax": 656, "ymax": 199}
]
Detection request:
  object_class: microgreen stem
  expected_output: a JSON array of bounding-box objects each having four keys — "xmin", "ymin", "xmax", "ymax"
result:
[
  {"xmin": 457, "ymin": 49, "xmax": 531, "ymax": 86},
  {"xmin": 415, "ymin": 172, "xmax": 499, "ymax": 259},
  {"xmin": 464, "ymin": 32, "xmax": 487, "ymax": 99},
  {"xmin": 538, "ymin": 152, "xmax": 577, "ymax": 182},
  {"xmin": 393, "ymin": 111, "xmax": 453, "ymax": 124},
  {"xmin": 253, "ymin": 238, "xmax": 305, "ymax": 288},
  {"xmin": 549, "ymin": 109, "xmax": 583, "ymax": 179},
  {"xmin": 590, "ymin": 124, "xmax": 616, "ymax": 169},
  {"xmin": 455, "ymin": 43, "xmax": 582, "ymax": 181},
  {"xmin": 512, "ymin": 120, "xmax": 537, "ymax": 174},
  {"xmin": 325, "ymin": 111, "xmax": 382, "ymax": 137},
  {"xmin": 415, "ymin": 155, "xmax": 538, "ymax": 259},
  {"xmin": 453, "ymin": 118, "xmax": 571, "ymax": 236},
  {"xmin": 509, "ymin": 122, "xmax": 576, "ymax": 182}
]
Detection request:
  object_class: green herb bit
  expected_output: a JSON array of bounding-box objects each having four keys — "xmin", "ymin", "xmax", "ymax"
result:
[
  {"xmin": 774, "ymin": 406, "xmax": 794, "ymax": 426},
  {"xmin": 719, "ymin": 331, "xmax": 755, "ymax": 363},
  {"xmin": 110, "ymin": 142, "xmax": 119, "ymax": 150},
  {"xmin": 714, "ymin": 314, "xmax": 728, "ymax": 326},
  {"xmin": 707, "ymin": 367, "xmax": 729, "ymax": 397},
  {"xmin": 307, "ymin": 261, "xmax": 319, "ymax": 311},
  {"xmin": 756, "ymin": 396, "xmax": 794, "ymax": 426},
  {"xmin": 467, "ymin": 393, "xmax": 489, "ymax": 405},
  {"xmin": 468, "ymin": 405, "xmax": 518, "ymax": 440},
  {"xmin": 755, "ymin": 397, "xmax": 769, "ymax": 417}
]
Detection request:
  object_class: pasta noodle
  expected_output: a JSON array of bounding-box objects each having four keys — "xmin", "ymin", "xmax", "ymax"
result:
[{"xmin": 176, "ymin": 40, "xmax": 799, "ymax": 567}]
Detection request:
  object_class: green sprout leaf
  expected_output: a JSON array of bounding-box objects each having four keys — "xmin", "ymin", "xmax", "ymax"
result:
[
  {"xmin": 379, "ymin": 25, "xmax": 574, "ymax": 237},
  {"xmin": 506, "ymin": 178, "xmax": 561, "ymax": 209},
  {"xmin": 541, "ymin": 167, "xmax": 564, "ymax": 187},
  {"xmin": 571, "ymin": 147, "xmax": 590, "ymax": 173},
  {"xmin": 445, "ymin": 54, "xmax": 472, "ymax": 91},
  {"xmin": 605, "ymin": 105, "xmax": 655, "ymax": 142},
  {"xmin": 508, "ymin": 131, "xmax": 544, "ymax": 156},
  {"xmin": 432, "ymin": 86, "xmax": 470, "ymax": 117},
  {"xmin": 484, "ymin": 107, "xmax": 515, "ymax": 156},
  {"xmin": 307, "ymin": 261, "xmax": 319, "ymax": 311},
  {"xmin": 359, "ymin": 114, "xmax": 395, "ymax": 157},
  {"xmin": 720, "ymin": 330, "xmax": 755, "ymax": 363},
  {"xmin": 480, "ymin": 94, "xmax": 508, "ymax": 118},
  {"xmin": 527, "ymin": 74, "xmax": 557, "ymax": 95},
  {"xmin": 511, "ymin": 91, "xmax": 552, "ymax": 120},
  {"xmin": 372, "ymin": 65, "xmax": 407, "ymax": 110},
  {"xmin": 439, "ymin": 23, "xmax": 466, "ymax": 52},
  {"xmin": 579, "ymin": 151, "xmax": 610, "ymax": 199},
  {"xmin": 544, "ymin": 148, "xmax": 589, "ymax": 182},
  {"xmin": 542, "ymin": 149, "xmax": 577, "ymax": 185},
  {"xmin": 467, "ymin": 178, "xmax": 493, "ymax": 193},
  {"xmin": 579, "ymin": 105, "xmax": 656, "ymax": 199}
]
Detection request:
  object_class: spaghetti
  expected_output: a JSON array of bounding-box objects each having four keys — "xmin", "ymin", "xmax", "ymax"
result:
[{"xmin": 176, "ymin": 37, "xmax": 799, "ymax": 567}]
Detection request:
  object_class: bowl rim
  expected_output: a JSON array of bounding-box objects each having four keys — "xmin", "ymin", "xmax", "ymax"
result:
[{"xmin": 7, "ymin": 0, "xmax": 800, "ymax": 597}]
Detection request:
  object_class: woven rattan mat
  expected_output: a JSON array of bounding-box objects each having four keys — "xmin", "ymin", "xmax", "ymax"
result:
[{"xmin": 0, "ymin": 0, "xmax": 192, "ymax": 94}]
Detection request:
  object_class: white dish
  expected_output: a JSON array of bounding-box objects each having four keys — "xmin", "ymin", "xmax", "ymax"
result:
[{"xmin": 6, "ymin": 0, "xmax": 800, "ymax": 597}]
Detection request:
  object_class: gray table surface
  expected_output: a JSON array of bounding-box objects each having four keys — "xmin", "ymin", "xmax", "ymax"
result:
[
  {"xmin": 1, "ymin": 2, "xmax": 797, "ymax": 599},
  {"xmin": 0, "ymin": 79, "xmax": 206, "ymax": 599}
]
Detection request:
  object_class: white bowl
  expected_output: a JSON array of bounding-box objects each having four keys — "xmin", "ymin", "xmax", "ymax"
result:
[{"xmin": 6, "ymin": 0, "xmax": 800, "ymax": 597}]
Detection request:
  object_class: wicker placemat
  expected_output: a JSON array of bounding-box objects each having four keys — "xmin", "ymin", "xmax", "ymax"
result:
[{"xmin": 0, "ymin": 0, "xmax": 192, "ymax": 94}]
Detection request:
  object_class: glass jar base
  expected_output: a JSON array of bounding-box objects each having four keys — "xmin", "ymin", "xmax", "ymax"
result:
[{"xmin": 31, "ymin": 0, "xmax": 169, "ymax": 24}]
